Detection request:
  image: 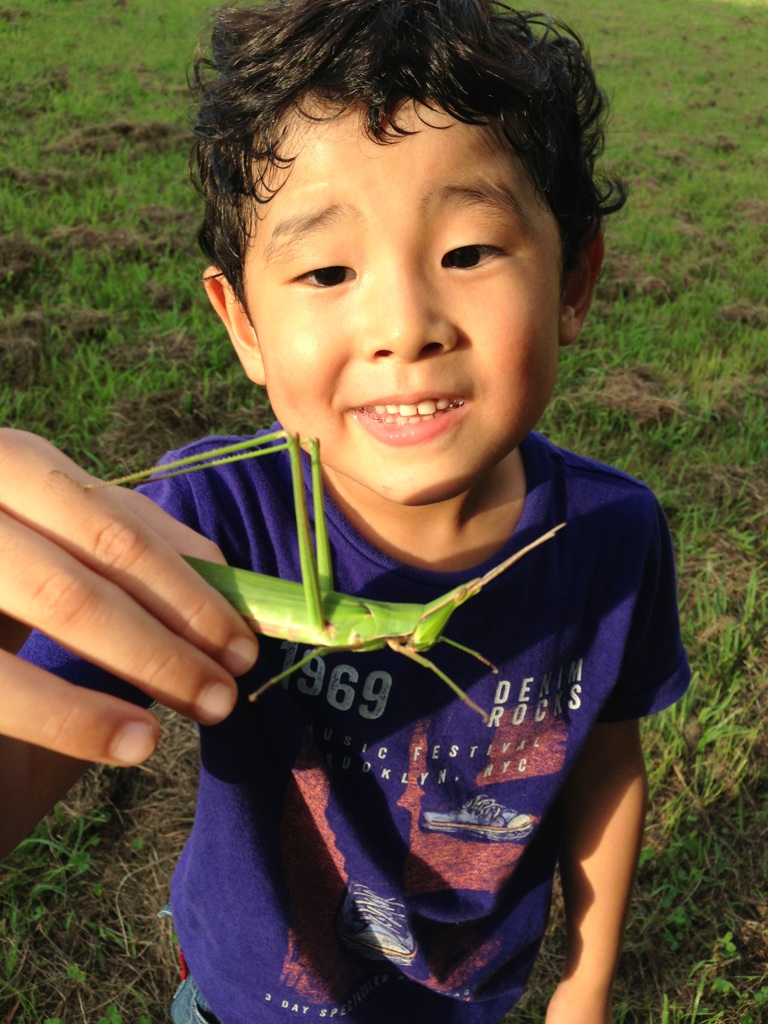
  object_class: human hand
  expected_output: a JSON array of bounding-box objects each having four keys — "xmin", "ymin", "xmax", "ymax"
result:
[{"xmin": 0, "ymin": 429, "xmax": 259, "ymax": 766}]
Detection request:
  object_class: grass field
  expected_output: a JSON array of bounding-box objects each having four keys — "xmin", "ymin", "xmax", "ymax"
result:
[{"xmin": 1, "ymin": 0, "xmax": 767, "ymax": 1021}]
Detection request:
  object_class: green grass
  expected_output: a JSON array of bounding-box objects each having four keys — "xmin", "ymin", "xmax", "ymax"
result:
[
  {"xmin": 1, "ymin": 0, "xmax": 767, "ymax": 1021},
  {"xmin": 1, "ymin": 0, "xmax": 270, "ymax": 472}
]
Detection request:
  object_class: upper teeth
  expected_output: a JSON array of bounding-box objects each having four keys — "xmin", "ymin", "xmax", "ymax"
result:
[{"xmin": 374, "ymin": 399, "xmax": 451, "ymax": 417}]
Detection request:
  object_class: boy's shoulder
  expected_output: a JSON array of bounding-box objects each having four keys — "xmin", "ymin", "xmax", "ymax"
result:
[
  {"xmin": 524, "ymin": 430, "xmax": 663, "ymax": 508},
  {"xmin": 147, "ymin": 426, "xmax": 292, "ymax": 499},
  {"xmin": 137, "ymin": 426, "xmax": 296, "ymax": 562},
  {"xmin": 155, "ymin": 428, "xmax": 282, "ymax": 467},
  {"xmin": 525, "ymin": 430, "xmax": 654, "ymax": 493},
  {"xmin": 522, "ymin": 431, "xmax": 670, "ymax": 552}
]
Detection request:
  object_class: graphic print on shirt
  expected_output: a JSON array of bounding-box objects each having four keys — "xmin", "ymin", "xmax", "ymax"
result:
[
  {"xmin": 276, "ymin": 735, "xmax": 416, "ymax": 1015},
  {"xmin": 275, "ymin": 651, "xmax": 581, "ymax": 1011},
  {"xmin": 398, "ymin": 663, "xmax": 575, "ymax": 895},
  {"xmin": 278, "ymin": 736, "xmax": 357, "ymax": 1004},
  {"xmin": 336, "ymin": 882, "xmax": 417, "ymax": 966}
]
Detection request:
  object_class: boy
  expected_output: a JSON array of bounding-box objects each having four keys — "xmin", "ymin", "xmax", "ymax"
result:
[{"xmin": 0, "ymin": 1, "xmax": 690, "ymax": 1021}]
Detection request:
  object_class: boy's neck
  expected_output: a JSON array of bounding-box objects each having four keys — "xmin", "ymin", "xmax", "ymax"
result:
[{"xmin": 323, "ymin": 448, "xmax": 527, "ymax": 573}]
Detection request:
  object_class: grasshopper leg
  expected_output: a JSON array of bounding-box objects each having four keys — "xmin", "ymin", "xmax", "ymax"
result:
[
  {"xmin": 248, "ymin": 645, "xmax": 336, "ymax": 702},
  {"xmin": 388, "ymin": 641, "xmax": 489, "ymax": 722},
  {"xmin": 436, "ymin": 635, "xmax": 498, "ymax": 673}
]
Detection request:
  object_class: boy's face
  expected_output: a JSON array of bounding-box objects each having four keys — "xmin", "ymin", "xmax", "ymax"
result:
[{"xmin": 206, "ymin": 104, "xmax": 600, "ymax": 520}]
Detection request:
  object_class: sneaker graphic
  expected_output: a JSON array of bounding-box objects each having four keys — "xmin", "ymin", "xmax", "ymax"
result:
[
  {"xmin": 422, "ymin": 795, "xmax": 534, "ymax": 842},
  {"xmin": 336, "ymin": 883, "xmax": 417, "ymax": 966}
]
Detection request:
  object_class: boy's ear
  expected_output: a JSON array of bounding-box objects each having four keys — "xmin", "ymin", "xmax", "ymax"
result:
[
  {"xmin": 203, "ymin": 267, "xmax": 266, "ymax": 385},
  {"xmin": 558, "ymin": 232, "xmax": 605, "ymax": 347}
]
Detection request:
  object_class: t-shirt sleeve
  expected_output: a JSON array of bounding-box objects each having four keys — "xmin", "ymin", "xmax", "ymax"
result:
[{"xmin": 598, "ymin": 499, "xmax": 690, "ymax": 722}]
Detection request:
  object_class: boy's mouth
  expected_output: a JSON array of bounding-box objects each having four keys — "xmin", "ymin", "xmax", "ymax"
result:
[{"xmin": 357, "ymin": 398, "xmax": 464, "ymax": 426}]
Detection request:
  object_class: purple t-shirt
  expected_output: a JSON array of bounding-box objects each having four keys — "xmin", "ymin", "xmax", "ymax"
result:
[{"xmin": 22, "ymin": 428, "xmax": 689, "ymax": 1023}]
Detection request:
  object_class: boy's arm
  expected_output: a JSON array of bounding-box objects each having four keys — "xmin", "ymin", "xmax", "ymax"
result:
[{"xmin": 545, "ymin": 719, "xmax": 648, "ymax": 1024}]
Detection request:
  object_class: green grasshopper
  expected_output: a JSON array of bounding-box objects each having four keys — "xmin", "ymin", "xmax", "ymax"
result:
[{"xmin": 104, "ymin": 429, "xmax": 564, "ymax": 720}]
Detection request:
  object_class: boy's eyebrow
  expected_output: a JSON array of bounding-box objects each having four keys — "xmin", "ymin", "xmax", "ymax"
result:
[
  {"xmin": 262, "ymin": 204, "xmax": 356, "ymax": 263},
  {"xmin": 261, "ymin": 183, "xmax": 529, "ymax": 264},
  {"xmin": 433, "ymin": 181, "xmax": 528, "ymax": 222}
]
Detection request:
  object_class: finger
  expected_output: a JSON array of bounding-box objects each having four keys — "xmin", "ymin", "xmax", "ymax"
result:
[
  {"xmin": 0, "ymin": 431, "xmax": 259, "ymax": 676},
  {"xmin": 61, "ymin": 484, "xmax": 261, "ymax": 677},
  {"xmin": 0, "ymin": 511, "xmax": 243, "ymax": 724},
  {"xmin": 0, "ymin": 648, "xmax": 159, "ymax": 765}
]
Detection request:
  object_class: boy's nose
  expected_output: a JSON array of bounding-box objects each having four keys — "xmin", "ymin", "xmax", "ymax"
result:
[{"xmin": 356, "ymin": 272, "xmax": 458, "ymax": 362}]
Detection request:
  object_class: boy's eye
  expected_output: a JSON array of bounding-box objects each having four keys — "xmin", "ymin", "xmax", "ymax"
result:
[
  {"xmin": 442, "ymin": 245, "xmax": 501, "ymax": 269},
  {"xmin": 302, "ymin": 266, "xmax": 351, "ymax": 287}
]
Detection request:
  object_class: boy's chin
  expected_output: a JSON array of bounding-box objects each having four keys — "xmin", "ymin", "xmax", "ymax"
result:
[{"xmin": 334, "ymin": 468, "xmax": 496, "ymax": 510}]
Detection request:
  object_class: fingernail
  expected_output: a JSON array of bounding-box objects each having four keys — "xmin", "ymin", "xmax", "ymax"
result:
[
  {"xmin": 222, "ymin": 635, "xmax": 259, "ymax": 676},
  {"xmin": 196, "ymin": 680, "xmax": 237, "ymax": 724},
  {"xmin": 110, "ymin": 721, "xmax": 157, "ymax": 765}
]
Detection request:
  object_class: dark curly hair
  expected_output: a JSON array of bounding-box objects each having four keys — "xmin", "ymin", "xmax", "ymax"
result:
[{"xmin": 192, "ymin": 0, "xmax": 626, "ymax": 306}]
